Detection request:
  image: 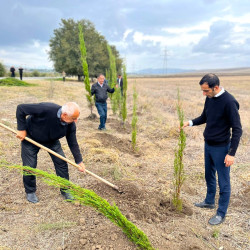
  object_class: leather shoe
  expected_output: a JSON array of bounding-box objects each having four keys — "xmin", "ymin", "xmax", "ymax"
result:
[
  {"xmin": 61, "ymin": 192, "xmax": 74, "ymax": 201},
  {"xmin": 26, "ymin": 192, "xmax": 39, "ymax": 203},
  {"xmin": 208, "ymin": 214, "xmax": 225, "ymax": 225},
  {"xmin": 194, "ymin": 200, "xmax": 215, "ymax": 209}
]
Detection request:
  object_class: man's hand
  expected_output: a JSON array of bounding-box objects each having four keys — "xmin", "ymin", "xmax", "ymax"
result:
[
  {"xmin": 224, "ymin": 154, "xmax": 235, "ymax": 167},
  {"xmin": 181, "ymin": 121, "xmax": 189, "ymax": 129},
  {"xmin": 78, "ymin": 162, "xmax": 86, "ymax": 173},
  {"xmin": 16, "ymin": 130, "xmax": 27, "ymax": 141}
]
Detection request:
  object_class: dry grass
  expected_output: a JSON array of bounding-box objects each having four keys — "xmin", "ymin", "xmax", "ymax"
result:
[{"xmin": 0, "ymin": 76, "xmax": 249, "ymax": 249}]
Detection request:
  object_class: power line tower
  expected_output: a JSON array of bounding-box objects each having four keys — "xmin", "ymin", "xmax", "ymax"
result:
[{"xmin": 162, "ymin": 47, "xmax": 168, "ymax": 75}]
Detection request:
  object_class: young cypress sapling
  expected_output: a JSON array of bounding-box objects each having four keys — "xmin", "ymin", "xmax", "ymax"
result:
[
  {"xmin": 172, "ymin": 88, "xmax": 186, "ymax": 211},
  {"xmin": 131, "ymin": 82, "xmax": 138, "ymax": 151},
  {"xmin": 121, "ymin": 64, "xmax": 128, "ymax": 127},
  {"xmin": 0, "ymin": 164, "xmax": 155, "ymax": 250},
  {"xmin": 78, "ymin": 24, "xmax": 94, "ymax": 117}
]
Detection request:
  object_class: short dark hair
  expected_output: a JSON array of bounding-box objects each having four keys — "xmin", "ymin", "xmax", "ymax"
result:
[
  {"xmin": 97, "ymin": 73, "xmax": 104, "ymax": 78},
  {"xmin": 199, "ymin": 73, "xmax": 220, "ymax": 88}
]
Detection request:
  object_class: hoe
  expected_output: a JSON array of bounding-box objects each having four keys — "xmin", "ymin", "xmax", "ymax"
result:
[{"xmin": 0, "ymin": 122, "xmax": 122, "ymax": 193}]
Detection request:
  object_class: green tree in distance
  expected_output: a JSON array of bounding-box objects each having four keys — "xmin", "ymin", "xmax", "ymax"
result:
[
  {"xmin": 0, "ymin": 62, "xmax": 6, "ymax": 77},
  {"xmin": 49, "ymin": 19, "xmax": 122, "ymax": 80}
]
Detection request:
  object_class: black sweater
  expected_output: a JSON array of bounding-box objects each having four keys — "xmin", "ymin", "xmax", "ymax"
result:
[
  {"xmin": 91, "ymin": 82, "xmax": 114, "ymax": 103},
  {"xmin": 16, "ymin": 102, "xmax": 82, "ymax": 163},
  {"xmin": 192, "ymin": 91, "xmax": 242, "ymax": 156}
]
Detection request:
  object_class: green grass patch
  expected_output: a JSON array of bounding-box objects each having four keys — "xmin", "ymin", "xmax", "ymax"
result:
[{"xmin": 0, "ymin": 78, "xmax": 36, "ymax": 86}]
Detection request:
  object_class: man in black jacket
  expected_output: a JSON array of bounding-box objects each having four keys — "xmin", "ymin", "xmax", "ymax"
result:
[
  {"xmin": 16, "ymin": 102, "xmax": 85, "ymax": 203},
  {"xmin": 183, "ymin": 73, "xmax": 242, "ymax": 225},
  {"xmin": 116, "ymin": 74, "xmax": 123, "ymax": 96},
  {"xmin": 10, "ymin": 66, "xmax": 15, "ymax": 77},
  {"xmin": 91, "ymin": 74, "xmax": 115, "ymax": 130},
  {"xmin": 18, "ymin": 67, "xmax": 24, "ymax": 80}
]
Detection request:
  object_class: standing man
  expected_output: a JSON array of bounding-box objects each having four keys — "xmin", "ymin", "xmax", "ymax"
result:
[
  {"xmin": 18, "ymin": 67, "xmax": 24, "ymax": 80},
  {"xmin": 116, "ymin": 74, "xmax": 123, "ymax": 96},
  {"xmin": 62, "ymin": 71, "xmax": 66, "ymax": 82},
  {"xmin": 10, "ymin": 66, "xmax": 15, "ymax": 77},
  {"xmin": 16, "ymin": 102, "xmax": 86, "ymax": 203},
  {"xmin": 91, "ymin": 74, "xmax": 115, "ymax": 130},
  {"xmin": 182, "ymin": 73, "xmax": 242, "ymax": 225}
]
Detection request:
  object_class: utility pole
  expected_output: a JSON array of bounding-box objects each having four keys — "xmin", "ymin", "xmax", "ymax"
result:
[{"xmin": 162, "ymin": 47, "xmax": 168, "ymax": 75}]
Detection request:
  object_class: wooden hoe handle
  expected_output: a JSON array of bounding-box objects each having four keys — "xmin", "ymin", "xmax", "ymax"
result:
[{"xmin": 0, "ymin": 122, "xmax": 119, "ymax": 191}]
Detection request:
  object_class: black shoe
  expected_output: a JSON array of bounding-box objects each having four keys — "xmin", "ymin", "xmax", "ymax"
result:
[
  {"xmin": 208, "ymin": 214, "xmax": 225, "ymax": 225},
  {"xmin": 98, "ymin": 127, "xmax": 106, "ymax": 130},
  {"xmin": 26, "ymin": 192, "xmax": 39, "ymax": 203},
  {"xmin": 61, "ymin": 192, "xmax": 74, "ymax": 201},
  {"xmin": 194, "ymin": 200, "xmax": 215, "ymax": 209}
]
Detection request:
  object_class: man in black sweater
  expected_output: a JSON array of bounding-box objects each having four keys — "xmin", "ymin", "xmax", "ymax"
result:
[
  {"xmin": 16, "ymin": 102, "xmax": 85, "ymax": 203},
  {"xmin": 183, "ymin": 73, "xmax": 242, "ymax": 225},
  {"xmin": 91, "ymin": 74, "xmax": 115, "ymax": 130}
]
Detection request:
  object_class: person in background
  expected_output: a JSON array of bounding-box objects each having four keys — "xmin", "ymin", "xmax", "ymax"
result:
[
  {"xmin": 62, "ymin": 71, "xmax": 66, "ymax": 82},
  {"xmin": 10, "ymin": 66, "xmax": 15, "ymax": 77},
  {"xmin": 182, "ymin": 73, "xmax": 242, "ymax": 225},
  {"xmin": 19, "ymin": 67, "xmax": 24, "ymax": 80},
  {"xmin": 16, "ymin": 102, "xmax": 86, "ymax": 203},
  {"xmin": 116, "ymin": 74, "xmax": 123, "ymax": 96},
  {"xmin": 91, "ymin": 74, "xmax": 115, "ymax": 130}
]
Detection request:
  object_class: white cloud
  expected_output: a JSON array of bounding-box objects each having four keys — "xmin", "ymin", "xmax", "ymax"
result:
[
  {"xmin": 1, "ymin": 0, "xmax": 250, "ymax": 71},
  {"xmin": 123, "ymin": 29, "xmax": 133, "ymax": 41},
  {"xmin": 0, "ymin": 42, "xmax": 53, "ymax": 69}
]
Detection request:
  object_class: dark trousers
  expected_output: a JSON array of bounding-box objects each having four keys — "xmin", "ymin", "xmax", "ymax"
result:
[
  {"xmin": 95, "ymin": 102, "xmax": 107, "ymax": 129},
  {"xmin": 21, "ymin": 139, "xmax": 69, "ymax": 194},
  {"xmin": 204, "ymin": 142, "xmax": 231, "ymax": 218}
]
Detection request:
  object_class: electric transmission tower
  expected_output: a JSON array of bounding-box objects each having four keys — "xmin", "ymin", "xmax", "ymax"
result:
[{"xmin": 162, "ymin": 47, "xmax": 168, "ymax": 75}]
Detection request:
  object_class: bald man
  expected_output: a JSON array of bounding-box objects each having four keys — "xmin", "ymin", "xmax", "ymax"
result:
[{"xmin": 16, "ymin": 102, "xmax": 85, "ymax": 203}]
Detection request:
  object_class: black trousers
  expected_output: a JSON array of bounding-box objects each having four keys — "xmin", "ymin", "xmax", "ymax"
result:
[{"xmin": 21, "ymin": 139, "xmax": 69, "ymax": 194}]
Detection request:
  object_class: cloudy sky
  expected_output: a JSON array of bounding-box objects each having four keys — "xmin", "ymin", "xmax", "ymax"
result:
[{"xmin": 1, "ymin": 0, "xmax": 250, "ymax": 72}]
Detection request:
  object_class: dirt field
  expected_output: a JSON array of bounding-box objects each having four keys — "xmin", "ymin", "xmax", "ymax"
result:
[{"xmin": 0, "ymin": 75, "xmax": 249, "ymax": 250}]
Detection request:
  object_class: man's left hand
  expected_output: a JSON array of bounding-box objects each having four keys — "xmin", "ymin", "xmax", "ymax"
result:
[
  {"xmin": 78, "ymin": 162, "xmax": 86, "ymax": 173},
  {"xmin": 224, "ymin": 154, "xmax": 235, "ymax": 167}
]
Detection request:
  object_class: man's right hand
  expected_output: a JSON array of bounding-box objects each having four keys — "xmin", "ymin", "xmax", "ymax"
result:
[
  {"xmin": 16, "ymin": 130, "xmax": 27, "ymax": 141},
  {"xmin": 181, "ymin": 121, "xmax": 189, "ymax": 129},
  {"xmin": 78, "ymin": 162, "xmax": 86, "ymax": 173}
]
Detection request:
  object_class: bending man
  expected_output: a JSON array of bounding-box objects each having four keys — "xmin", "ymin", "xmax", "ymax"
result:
[{"xmin": 16, "ymin": 102, "xmax": 85, "ymax": 203}]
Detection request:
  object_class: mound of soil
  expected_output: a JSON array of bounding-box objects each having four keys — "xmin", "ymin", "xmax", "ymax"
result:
[
  {"xmin": 87, "ymin": 180, "xmax": 193, "ymax": 224},
  {"xmin": 95, "ymin": 133, "xmax": 141, "ymax": 156}
]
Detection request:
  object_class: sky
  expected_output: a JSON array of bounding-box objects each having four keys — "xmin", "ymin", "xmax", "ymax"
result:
[{"xmin": 1, "ymin": 0, "xmax": 250, "ymax": 72}]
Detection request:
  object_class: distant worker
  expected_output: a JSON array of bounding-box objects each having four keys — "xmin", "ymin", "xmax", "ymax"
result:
[
  {"xmin": 19, "ymin": 67, "xmax": 24, "ymax": 80},
  {"xmin": 182, "ymin": 73, "xmax": 242, "ymax": 225},
  {"xmin": 10, "ymin": 66, "xmax": 15, "ymax": 77},
  {"xmin": 91, "ymin": 74, "xmax": 115, "ymax": 130},
  {"xmin": 16, "ymin": 102, "xmax": 86, "ymax": 203},
  {"xmin": 62, "ymin": 71, "xmax": 66, "ymax": 82},
  {"xmin": 116, "ymin": 74, "xmax": 123, "ymax": 96}
]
